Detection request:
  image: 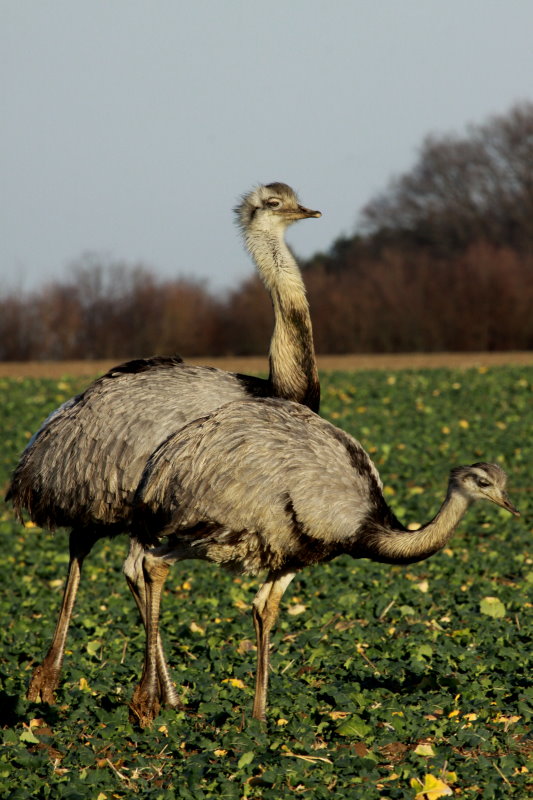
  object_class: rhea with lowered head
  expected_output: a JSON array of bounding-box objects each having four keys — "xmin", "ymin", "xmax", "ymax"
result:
[
  {"xmin": 7, "ymin": 183, "xmax": 322, "ymax": 711},
  {"xmin": 130, "ymin": 398, "xmax": 520, "ymax": 725}
]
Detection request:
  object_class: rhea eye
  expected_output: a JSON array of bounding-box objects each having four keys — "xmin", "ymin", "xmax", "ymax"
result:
[
  {"xmin": 476, "ymin": 477, "xmax": 491, "ymax": 488},
  {"xmin": 266, "ymin": 198, "xmax": 282, "ymax": 209}
]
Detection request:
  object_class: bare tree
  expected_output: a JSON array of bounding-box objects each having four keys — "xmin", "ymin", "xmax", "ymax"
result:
[{"xmin": 361, "ymin": 101, "xmax": 533, "ymax": 251}]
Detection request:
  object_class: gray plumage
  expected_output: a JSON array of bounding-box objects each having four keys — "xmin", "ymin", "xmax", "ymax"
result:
[
  {"xmin": 130, "ymin": 398, "xmax": 520, "ymax": 724},
  {"xmin": 6, "ymin": 182, "xmax": 321, "ymax": 706}
]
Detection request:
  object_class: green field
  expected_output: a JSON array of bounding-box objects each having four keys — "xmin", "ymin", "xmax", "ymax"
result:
[{"xmin": 0, "ymin": 368, "xmax": 531, "ymax": 799}]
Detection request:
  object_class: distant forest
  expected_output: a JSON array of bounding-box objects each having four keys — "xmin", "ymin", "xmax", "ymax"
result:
[{"xmin": 2, "ymin": 101, "xmax": 532, "ymax": 360}]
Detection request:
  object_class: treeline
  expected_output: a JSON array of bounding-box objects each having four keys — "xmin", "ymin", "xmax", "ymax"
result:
[{"xmin": 2, "ymin": 102, "xmax": 532, "ymax": 360}]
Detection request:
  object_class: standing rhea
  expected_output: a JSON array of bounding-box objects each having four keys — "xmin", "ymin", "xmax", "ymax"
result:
[
  {"xmin": 7, "ymin": 183, "xmax": 321, "ymax": 709},
  {"xmin": 131, "ymin": 398, "xmax": 520, "ymax": 725}
]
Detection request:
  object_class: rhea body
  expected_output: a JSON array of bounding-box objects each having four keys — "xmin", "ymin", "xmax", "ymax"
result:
[
  {"xmin": 7, "ymin": 183, "xmax": 321, "ymax": 708},
  {"xmin": 132, "ymin": 398, "xmax": 519, "ymax": 724}
]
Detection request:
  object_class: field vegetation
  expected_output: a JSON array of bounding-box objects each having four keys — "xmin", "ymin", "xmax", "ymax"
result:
[{"xmin": 0, "ymin": 366, "xmax": 531, "ymax": 798}]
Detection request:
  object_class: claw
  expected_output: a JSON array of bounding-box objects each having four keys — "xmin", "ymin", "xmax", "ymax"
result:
[
  {"xmin": 129, "ymin": 684, "xmax": 160, "ymax": 729},
  {"xmin": 26, "ymin": 664, "xmax": 59, "ymax": 704}
]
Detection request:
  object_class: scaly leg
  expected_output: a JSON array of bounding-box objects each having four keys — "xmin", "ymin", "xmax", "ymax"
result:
[
  {"xmin": 27, "ymin": 528, "xmax": 99, "ymax": 703},
  {"xmin": 123, "ymin": 538, "xmax": 180, "ymax": 708},
  {"xmin": 252, "ymin": 571, "xmax": 296, "ymax": 721},
  {"xmin": 129, "ymin": 550, "xmax": 171, "ymax": 728}
]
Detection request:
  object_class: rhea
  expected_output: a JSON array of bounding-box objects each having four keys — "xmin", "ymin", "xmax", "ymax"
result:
[
  {"xmin": 131, "ymin": 398, "xmax": 520, "ymax": 725},
  {"xmin": 7, "ymin": 183, "xmax": 321, "ymax": 709}
]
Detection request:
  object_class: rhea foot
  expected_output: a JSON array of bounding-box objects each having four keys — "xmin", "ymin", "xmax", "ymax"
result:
[
  {"xmin": 26, "ymin": 663, "xmax": 59, "ymax": 704},
  {"xmin": 128, "ymin": 683, "xmax": 161, "ymax": 729}
]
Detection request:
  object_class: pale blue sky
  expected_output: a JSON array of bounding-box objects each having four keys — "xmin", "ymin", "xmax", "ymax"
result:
[{"xmin": 2, "ymin": 1, "xmax": 533, "ymax": 294}]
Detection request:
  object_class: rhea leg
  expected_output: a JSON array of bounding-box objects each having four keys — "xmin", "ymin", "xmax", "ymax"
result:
[
  {"xmin": 252, "ymin": 571, "xmax": 296, "ymax": 721},
  {"xmin": 129, "ymin": 549, "xmax": 172, "ymax": 728},
  {"xmin": 123, "ymin": 538, "xmax": 179, "ymax": 708},
  {"xmin": 27, "ymin": 528, "xmax": 100, "ymax": 703}
]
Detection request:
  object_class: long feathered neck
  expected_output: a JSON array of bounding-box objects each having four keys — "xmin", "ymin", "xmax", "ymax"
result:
[
  {"xmin": 357, "ymin": 485, "xmax": 471, "ymax": 565},
  {"xmin": 244, "ymin": 227, "xmax": 320, "ymax": 412}
]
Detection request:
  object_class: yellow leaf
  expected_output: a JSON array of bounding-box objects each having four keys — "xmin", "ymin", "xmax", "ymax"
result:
[
  {"xmin": 463, "ymin": 713, "xmax": 478, "ymax": 721},
  {"xmin": 329, "ymin": 711, "xmax": 350, "ymax": 720},
  {"xmin": 222, "ymin": 678, "xmax": 246, "ymax": 689},
  {"xmin": 414, "ymin": 744, "xmax": 435, "ymax": 757},
  {"xmin": 411, "ymin": 773, "xmax": 453, "ymax": 799},
  {"xmin": 189, "ymin": 621, "xmax": 205, "ymax": 634},
  {"xmin": 79, "ymin": 677, "xmax": 91, "ymax": 692},
  {"xmin": 448, "ymin": 709, "xmax": 460, "ymax": 718},
  {"xmin": 493, "ymin": 714, "xmax": 521, "ymax": 730},
  {"xmin": 416, "ymin": 579, "xmax": 429, "ymax": 592},
  {"xmin": 277, "ymin": 718, "xmax": 289, "ymax": 726},
  {"xmin": 214, "ymin": 749, "xmax": 227, "ymax": 757},
  {"xmin": 287, "ymin": 603, "xmax": 306, "ymax": 616},
  {"xmin": 458, "ymin": 419, "xmax": 469, "ymax": 429}
]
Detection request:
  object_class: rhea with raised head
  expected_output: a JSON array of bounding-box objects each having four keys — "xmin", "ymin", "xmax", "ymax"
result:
[{"xmin": 7, "ymin": 183, "xmax": 322, "ymax": 709}]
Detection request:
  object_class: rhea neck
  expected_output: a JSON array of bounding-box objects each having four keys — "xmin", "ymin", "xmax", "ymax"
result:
[
  {"xmin": 244, "ymin": 225, "xmax": 320, "ymax": 412},
  {"xmin": 357, "ymin": 485, "xmax": 472, "ymax": 565}
]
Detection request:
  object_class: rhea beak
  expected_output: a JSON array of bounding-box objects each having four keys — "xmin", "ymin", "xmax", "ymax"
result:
[
  {"xmin": 278, "ymin": 205, "xmax": 321, "ymax": 223},
  {"xmin": 297, "ymin": 205, "xmax": 322, "ymax": 219},
  {"xmin": 492, "ymin": 492, "xmax": 520, "ymax": 517}
]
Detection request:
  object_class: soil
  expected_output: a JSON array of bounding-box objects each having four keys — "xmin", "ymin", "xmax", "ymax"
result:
[{"xmin": 0, "ymin": 352, "xmax": 531, "ymax": 379}]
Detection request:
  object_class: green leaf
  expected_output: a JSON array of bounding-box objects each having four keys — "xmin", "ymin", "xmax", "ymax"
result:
[
  {"xmin": 480, "ymin": 596, "xmax": 506, "ymax": 618},
  {"xmin": 19, "ymin": 729, "xmax": 40, "ymax": 745},
  {"xmin": 336, "ymin": 715, "xmax": 371, "ymax": 738},
  {"xmin": 237, "ymin": 751, "xmax": 254, "ymax": 769},
  {"xmin": 86, "ymin": 640, "xmax": 101, "ymax": 657},
  {"xmin": 414, "ymin": 644, "xmax": 433, "ymax": 661}
]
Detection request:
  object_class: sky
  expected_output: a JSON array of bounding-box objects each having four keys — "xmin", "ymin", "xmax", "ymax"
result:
[{"xmin": 2, "ymin": 1, "xmax": 533, "ymax": 296}]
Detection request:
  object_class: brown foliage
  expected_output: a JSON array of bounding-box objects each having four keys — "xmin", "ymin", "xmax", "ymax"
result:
[
  {"xmin": 304, "ymin": 243, "xmax": 533, "ymax": 353},
  {"xmin": 1, "ymin": 242, "xmax": 530, "ymax": 360}
]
